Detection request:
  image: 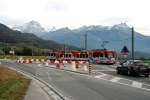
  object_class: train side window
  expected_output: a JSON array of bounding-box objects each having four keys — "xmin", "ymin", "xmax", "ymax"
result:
[
  {"xmin": 77, "ymin": 54, "xmax": 80, "ymax": 58},
  {"xmin": 65, "ymin": 54, "xmax": 68, "ymax": 58},
  {"xmin": 70, "ymin": 54, "xmax": 72, "ymax": 58},
  {"xmin": 93, "ymin": 53, "xmax": 99, "ymax": 58},
  {"xmin": 99, "ymin": 53, "xmax": 104, "ymax": 57},
  {"xmin": 85, "ymin": 54, "xmax": 88, "ymax": 58},
  {"xmin": 60, "ymin": 54, "xmax": 63, "ymax": 57},
  {"xmin": 80, "ymin": 54, "xmax": 83, "ymax": 58},
  {"xmin": 105, "ymin": 52, "xmax": 108, "ymax": 57}
]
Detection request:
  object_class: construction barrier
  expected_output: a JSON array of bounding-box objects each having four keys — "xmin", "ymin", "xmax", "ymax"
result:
[
  {"xmin": 75, "ymin": 61, "xmax": 80, "ymax": 69},
  {"xmin": 83, "ymin": 62, "xmax": 88, "ymax": 71},
  {"xmin": 67, "ymin": 60, "xmax": 72, "ymax": 64},
  {"xmin": 55, "ymin": 60, "xmax": 61, "ymax": 69},
  {"xmin": 72, "ymin": 61, "xmax": 77, "ymax": 71}
]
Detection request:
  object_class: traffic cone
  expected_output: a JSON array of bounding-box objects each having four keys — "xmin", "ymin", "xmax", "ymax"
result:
[
  {"xmin": 29, "ymin": 59, "xmax": 32, "ymax": 63},
  {"xmin": 41, "ymin": 59, "xmax": 45, "ymax": 63},
  {"xmin": 23, "ymin": 60, "xmax": 26, "ymax": 63},
  {"xmin": 56, "ymin": 63, "xmax": 61, "ymax": 69},
  {"xmin": 63, "ymin": 60, "xmax": 67, "ymax": 64},
  {"xmin": 72, "ymin": 61, "xmax": 77, "ymax": 71},
  {"xmin": 44, "ymin": 61, "xmax": 49, "ymax": 66},
  {"xmin": 36, "ymin": 59, "xmax": 39, "ymax": 63},
  {"xmin": 26, "ymin": 59, "xmax": 29, "ymax": 64},
  {"xmin": 16, "ymin": 60, "xmax": 19, "ymax": 63},
  {"xmin": 75, "ymin": 61, "xmax": 80, "ymax": 69},
  {"xmin": 67, "ymin": 60, "xmax": 72, "ymax": 64},
  {"xmin": 60, "ymin": 59, "xmax": 63, "ymax": 64}
]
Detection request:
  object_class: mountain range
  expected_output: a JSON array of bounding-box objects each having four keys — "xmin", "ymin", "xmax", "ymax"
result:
[
  {"xmin": 0, "ymin": 23, "xmax": 77, "ymax": 55},
  {"xmin": 12, "ymin": 20, "xmax": 47, "ymax": 37},
  {"xmin": 1, "ymin": 21, "xmax": 150, "ymax": 58},
  {"xmin": 41, "ymin": 23, "xmax": 150, "ymax": 54}
]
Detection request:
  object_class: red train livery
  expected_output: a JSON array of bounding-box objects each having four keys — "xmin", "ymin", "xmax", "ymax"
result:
[{"xmin": 48, "ymin": 49, "xmax": 116, "ymax": 64}]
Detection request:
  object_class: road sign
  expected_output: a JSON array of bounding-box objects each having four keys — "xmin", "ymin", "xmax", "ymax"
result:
[
  {"xmin": 121, "ymin": 46, "xmax": 129, "ymax": 53},
  {"xmin": 87, "ymin": 57, "xmax": 94, "ymax": 64},
  {"xmin": 121, "ymin": 46, "xmax": 129, "ymax": 58},
  {"xmin": 87, "ymin": 57, "xmax": 93, "ymax": 74}
]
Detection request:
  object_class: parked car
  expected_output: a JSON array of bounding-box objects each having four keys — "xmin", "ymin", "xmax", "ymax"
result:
[{"xmin": 116, "ymin": 60, "xmax": 150, "ymax": 77}]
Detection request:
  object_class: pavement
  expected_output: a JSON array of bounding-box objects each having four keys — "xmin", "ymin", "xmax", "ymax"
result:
[
  {"xmin": 24, "ymin": 80, "xmax": 52, "ymax": 100},
  {"xmin": 0, "ymin": 60, "xmax": 65, "ymax": 100},
  {"xmin": 0, "ymin": 60, "xmax": 51, "ymax": 100}
]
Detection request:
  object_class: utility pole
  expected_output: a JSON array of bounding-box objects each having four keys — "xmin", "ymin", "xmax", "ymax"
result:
[
  {"xmin": 85, "ymin": 33, "xmax": 87, "ymax": 50},
  {"xmin": 131, "ymin": 27, "xmax": 134, "ymax": 61},
  {"xmin": 32, "ymin": 43, "xmax": 34, "ymax": 58}
]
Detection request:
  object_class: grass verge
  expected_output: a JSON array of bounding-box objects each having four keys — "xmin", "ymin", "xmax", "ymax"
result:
[{"xmin": 0, "ymin": 65, "xmax": 30, "ymax": 100}]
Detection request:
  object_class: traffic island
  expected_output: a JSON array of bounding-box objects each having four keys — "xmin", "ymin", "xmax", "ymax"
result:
[{"xmin": 0, "ymin": 65, "xmax": 31, "ymax": 100}]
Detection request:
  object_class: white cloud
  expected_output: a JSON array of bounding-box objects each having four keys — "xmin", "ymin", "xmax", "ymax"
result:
[{"xmin": 0, "ymin": 0, "xmax": 150, "ymax": 35}]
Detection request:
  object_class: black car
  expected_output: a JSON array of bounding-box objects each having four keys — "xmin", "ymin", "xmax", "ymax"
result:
[{"xmin": 116, "ymin": 60, "xmax": 150, "ymax": 77}]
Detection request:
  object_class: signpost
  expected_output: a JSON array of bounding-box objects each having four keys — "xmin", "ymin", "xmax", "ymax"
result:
[
  {"xmin": 87, "ymin": 56, "xmax": 94, "ymax": 74},
  {"xmin": 121, "ymin": 46, "xmax": 129, "ymax": 59}
]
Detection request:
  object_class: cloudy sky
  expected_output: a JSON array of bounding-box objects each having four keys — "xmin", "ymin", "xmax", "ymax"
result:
[{"xmin": 0, "ymin": 0, "xmax": 150, "ymax": 35}]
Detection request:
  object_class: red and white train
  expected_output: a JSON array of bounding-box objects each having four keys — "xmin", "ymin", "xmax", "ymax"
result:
[{"xmin": 48, "ymin": 49, "xmax": 117, "ymax": 64}]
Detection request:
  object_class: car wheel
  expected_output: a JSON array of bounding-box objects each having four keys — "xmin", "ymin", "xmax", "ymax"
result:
[{"xmin": 144, "ymin": 74, "xmax": 149, "ymax": 77}]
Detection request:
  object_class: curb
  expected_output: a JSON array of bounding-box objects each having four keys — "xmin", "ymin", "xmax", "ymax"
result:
[{"xmin": 7, "ymin": 66, "xmax": 69, "ymax": 100}]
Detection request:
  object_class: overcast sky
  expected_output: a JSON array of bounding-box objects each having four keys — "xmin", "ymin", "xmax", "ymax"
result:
[{"xmin": 0, "ymin": 0, "xmax": 150, "ymax": 35}]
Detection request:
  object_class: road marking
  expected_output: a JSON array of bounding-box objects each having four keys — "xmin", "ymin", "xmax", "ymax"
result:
[
  {"xmin": 110, "ymin": 77, "xmax": 121, "ymax": 82},
  {"xmin": 132, "ymin": 81, "xmax": 142, "ymax": 88},
  {"xmin": 96, "ymin": 70, "xmax": 116, "ymax": 71},
  {"xmin": 92, "ymin": 69, "xmax": 115, "ymax": 72},
  {"xmin": 22, "ymin": 62, "xmax": 150, "ymax": 92},
  {"xmin": 94, "ymin": 74, "xmax": 107, "ymax": 78},
  {"xmin": 47, "ymin": 72, "xmax": 52, "ymax": 81}
]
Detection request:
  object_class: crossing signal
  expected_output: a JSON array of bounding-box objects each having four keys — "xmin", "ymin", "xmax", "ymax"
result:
[
  {"xmin": 121, "ymin": 45, "xmax": 129, "ymax": 53},
  {"xmin": 121, "ymin": 46, "xmax": 129, "ymax": 58}
]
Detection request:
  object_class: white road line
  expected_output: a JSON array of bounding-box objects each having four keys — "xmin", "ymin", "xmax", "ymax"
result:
[
  {"xmin": 94, "ymin": 74, "xmax": 107, "ymax": 79},
  {"xmin": 47, "ymin": 72, "xmax": 52, "ymax": 81},
  {"xmin": 97, "ymin": 70, "xmax": 116, "ymax": 71},
  {"xmin": 110, "ymin": 77, "xmax": 121, "ymax": 82},
  {"xmin": 132, "ymin": 81, "xmax": 142, "ymax": 88}
]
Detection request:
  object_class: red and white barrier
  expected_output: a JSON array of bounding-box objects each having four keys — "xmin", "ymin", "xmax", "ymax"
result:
[
  {"xmin": 63, "ymin": 60, "xmax": 67, "ymax": 64},
  {"xmin": 83, "ymin": 62, "xmax": 88, "ymax": 71},
  {"xmin": 72, "ymin": 61, "xmax": 77, "ymax": 71},
  {"xmin": 55, "ymin": 60, "xmax": 61, "ymax": 69},
  {"xmin": 67, "ymin": 60, "xmax": 72, "ymax": 64}
]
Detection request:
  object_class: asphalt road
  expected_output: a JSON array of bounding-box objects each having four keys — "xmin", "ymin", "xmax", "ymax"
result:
[
  {"xmin": 93, "ymin": 64, "xmax": 150, "ymax": 85},
  {"xmin": 2, "ymin": 61, "xmax": 150, "ymax": 100}
]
